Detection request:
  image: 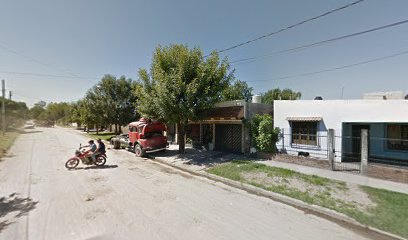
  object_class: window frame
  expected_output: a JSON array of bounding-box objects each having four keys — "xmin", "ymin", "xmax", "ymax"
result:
[
  {"xmin": 290, "ymin": 121, "xmax": 319, "ymax": 146},
  {"xmin": 386, "ymin": 124, "xmax": 408, "ymax": 151}
]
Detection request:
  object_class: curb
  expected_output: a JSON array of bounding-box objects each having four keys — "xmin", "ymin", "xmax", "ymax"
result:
[{"xmin": 147, "ymin": 156, "xmax": 406, "ymax": 240}]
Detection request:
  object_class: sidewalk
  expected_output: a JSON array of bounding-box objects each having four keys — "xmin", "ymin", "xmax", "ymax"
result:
[
  {"xmin": 258, "ymin": 160, "xmax": 408, "ymax": 194},
  {"xmin": 153, "ymin": 144, "xmax": 242, "ymax": 171},
  {"xmin": 153, "ymin": 145, "xmax": 408, "ymax": 195}
]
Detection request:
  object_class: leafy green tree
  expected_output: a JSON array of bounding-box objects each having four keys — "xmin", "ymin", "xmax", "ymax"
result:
[
  {"xmin": 69, "ymin": 101, "xmax": 83, "ymax": 127},
  {"xmin": 83, "ymin": 88, "xmax": 106, "ymax": 134},
  {"xmin": 46, "ymin": 102, "xmax": 72, "ymax": 125},
  {"xmin": 222, "ymin": 79, "xmax": 253, "ymax": 102},
  {"xmin": 261, "ymin": 88, "xmax": 301, "ymax": 104},
  {"xmin": 89, "ymin": 74, "xmax": 139, "ymax": 133},
  {"xmin": 78, "ymin": 97, "xmax": 98, "ymax": 133},
  {"xmin": 137, "ymin": 44, "xmax": 233, "ymax": 153},
  {"xmin": 4, "ymin": 99, "xmax": 29, "ymax": 128},
  {"xmin": 281, "ymin": 88, "xmax": 302, "ymax": 100},
  {"xmin": 250, "ymin": 114, "xmax": 280, "ymax": 153},
  {"xmin": 29, "ymin": 105, "xmax": 46, "ymax": 120}
]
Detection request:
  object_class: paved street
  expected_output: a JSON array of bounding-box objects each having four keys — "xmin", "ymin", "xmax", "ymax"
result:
[{"xmin": 0, "ymin": 127, "xmax": 374, "ymax": 240}]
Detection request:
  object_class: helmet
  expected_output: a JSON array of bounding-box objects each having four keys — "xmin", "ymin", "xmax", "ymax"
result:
[{"xmin": 88, "ymin": 140, "xmax": 94, "ymax": 144}]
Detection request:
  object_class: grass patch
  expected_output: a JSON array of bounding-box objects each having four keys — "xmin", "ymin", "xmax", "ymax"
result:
[
  {"xmin": 0, "ymin": 130, "xmax": 20, "ymax": 160},
  {"xmin": 207, "ymin": 161, "xmax": 408, "ymax": 238},
  {"xmin": 86, "ymin": 132, "xmax": 116, "ymax": 141},
  {"xmin": 356, "ymin": 186, "xmax": 408, "ymax": 238}
]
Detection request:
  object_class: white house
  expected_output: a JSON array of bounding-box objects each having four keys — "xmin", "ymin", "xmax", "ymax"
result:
[{"xmin": 274, "ymin": 99, "xmax": 408, "ymax": 166}]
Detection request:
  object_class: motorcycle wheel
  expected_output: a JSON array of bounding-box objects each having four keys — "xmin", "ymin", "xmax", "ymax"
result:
[
  {"xmin": 94, "ymin": 156, "xmax": 106, "ymax": 166},
  {"xmin": 134, "ymin": 144, "xmax": 145, "ymax": 157},
  {"xmin": 65, "ymin": 157, "xmax": 80, "ymax": 169}
]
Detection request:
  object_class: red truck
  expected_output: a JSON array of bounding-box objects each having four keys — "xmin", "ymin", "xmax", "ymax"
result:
[{"xmin": 128, "ymin": 118, "xmax": 168, "ymax": 157}]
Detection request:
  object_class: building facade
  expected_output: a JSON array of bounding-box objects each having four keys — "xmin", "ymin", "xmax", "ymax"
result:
[
  {"xmin": 274, "ymin": 100, "xmax": 408, "ymax": 166},
  {"xmin": 168, "ymin": 100, "xmax": 273, "ymax": 154}
]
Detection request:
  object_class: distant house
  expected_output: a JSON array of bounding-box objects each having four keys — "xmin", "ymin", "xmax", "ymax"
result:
[
  {"xmin": 274, "ymin": 99, "xmax": 408, "ymax": 166},
  {"xmin": 168, "ymin": 99, "xmax": 273, "ymax": 154}
]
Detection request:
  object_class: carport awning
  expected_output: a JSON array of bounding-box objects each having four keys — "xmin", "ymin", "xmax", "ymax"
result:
[{"xmin": 286, "ymin": 117, "xmax": 322, "ymax": 122}]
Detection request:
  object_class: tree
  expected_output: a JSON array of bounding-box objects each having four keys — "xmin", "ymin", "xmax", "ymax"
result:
[
  {"xmin": 4, "ymin": 99, "xmax": 29, "ymax": 128},
  {"xmin": 69, "ymin": 101, "xmax": 83, "ymax": 127},
  {"xmin": 29, "ymin": 105, "xmax": 46, "ymax": 120},
  {"xmin": 261, "ymin": 88, "xmax": 301, "ymax": 104},
  {"xmin": 46, "ymin": 102, "xmax": 72, "ymax": 125},
  {"xmin": 137, "ymin": 44, "xmax": 233, "ymax": 153},
  {"xmin": 250, "ymin": 114, "xmax": 280, "ymax": 153},
  {"xmin": 78, "ymin": 97, "xmax": 98, "ymax": 133},
  {"xmin": 89, "ymin": 74, "xmax": 139, "ymax": 134},
  {"xmin": 83, "ymin": 88, "xmax": 106, "ymax": 134},
  {"xmin": 222, "ymin": 79, "xmax": 253, "ymax": 102},
  {"xmin": 281, "ymin": 88, "xmax": 301, "ymax": 100}
]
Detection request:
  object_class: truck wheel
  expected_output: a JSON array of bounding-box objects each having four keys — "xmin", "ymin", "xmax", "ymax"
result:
[{"xmin": 134, "ymin": 144, "xmax": 145, "ymax": 157}]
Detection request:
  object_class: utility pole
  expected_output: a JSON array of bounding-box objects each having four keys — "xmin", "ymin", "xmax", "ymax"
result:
[
  {"xmin": 2, "ymin": 80, "xmax": 5, "ymax": 135},
  {"xmin": 9, "ymin": 91, "xmax": 12, "ymax": 101}
]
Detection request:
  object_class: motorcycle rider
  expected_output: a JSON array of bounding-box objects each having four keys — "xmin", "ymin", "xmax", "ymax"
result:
[
  {"xmin": 96, "ymin": 138, "xmax": 106, "ymax": 155},
  {"xmin": 84, "ymin": 140, "xmax": 97, "ymax": 163}
]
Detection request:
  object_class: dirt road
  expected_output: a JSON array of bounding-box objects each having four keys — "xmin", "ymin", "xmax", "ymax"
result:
[{"xmin": 0, "ymin": 127, "xmax": 373, "ymax": 240}]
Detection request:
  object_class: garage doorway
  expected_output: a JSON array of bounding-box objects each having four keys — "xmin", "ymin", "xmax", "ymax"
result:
[{"xmin": 215, "ymin": 124, "xmax": 242, "ymax": 153}]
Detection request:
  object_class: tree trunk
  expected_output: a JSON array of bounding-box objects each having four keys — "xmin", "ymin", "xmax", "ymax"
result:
[
  {"xmin": 86, "ymin": 124, "xmax": 89, "ymax": 133},
  {"xmin": 109, "ymin": 125, "xmax": 112, "ymax": 132},
  {"xmin": 114, "ymin": 124, "xmax": 118, "ymax": 134},
  {"xmin": 96, "ymin": 124, "xmax": 99, "ymax": 135},
  {"xmin": 178, "ymin": 121, "xmax": 187, "ymax": 154}
]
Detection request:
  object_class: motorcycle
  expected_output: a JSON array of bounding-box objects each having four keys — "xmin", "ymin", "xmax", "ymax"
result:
[{"xmin": 65, "ymin": 144, "xmax": 107, "ymax": 169}]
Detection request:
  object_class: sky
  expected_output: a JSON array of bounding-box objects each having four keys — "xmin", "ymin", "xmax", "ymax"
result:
[{"xmin": 1, "ymin": 0, "xmax": 408, "ymax": 107}]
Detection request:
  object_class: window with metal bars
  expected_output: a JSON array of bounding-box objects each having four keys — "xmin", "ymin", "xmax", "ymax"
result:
[{"xmin": 291, "ymin": 121, "xmax": 318, "ymax": 146}]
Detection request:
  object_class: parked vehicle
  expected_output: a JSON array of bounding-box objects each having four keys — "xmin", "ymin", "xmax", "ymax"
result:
[
  {"xmin": 65, "ymin": 144, "xmax": 107, "ymax": 169},
  {"xmin": 24, "ymin": 122, "xmax": 35, "ymax": 129},
  {"xmin": 128, "ymin": 118, "xmax": 168, "ymax": 157},
  {"xmin": 110, "ymin": 133, "xmax": 129, "ymax": 149}
]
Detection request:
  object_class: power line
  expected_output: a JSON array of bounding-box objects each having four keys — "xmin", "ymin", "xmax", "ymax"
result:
[
  {"xmin": 0, "ymin": 43, "xmax": 96, "ymax": 83},
  {"xmin": 246, "ymin": 49, "xmax": 408, "ymax": 83},
  {"xmin": 208, "ymin": 0, "xmax": 365, "ymax": 56},
  {"xmin": 12, "ymin": 93, "xmax": 44, "ymax": 101},
  {"xmin": 0, "ymin": 70, "xmax": 100, "ymax": 80},
  {"xmin": 231, "ymin": 19, "xmax": 408, "ymax": 65}
]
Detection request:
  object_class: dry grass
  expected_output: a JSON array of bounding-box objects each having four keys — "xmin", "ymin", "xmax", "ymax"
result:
[{"xmin": 0, "ymin": 130, "xmax": 20, "ymax": 160}]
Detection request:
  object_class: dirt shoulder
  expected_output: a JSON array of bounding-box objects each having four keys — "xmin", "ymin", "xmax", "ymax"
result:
[{"xmin": 0, "ymin": 129, "xmax": 22, "ymax": 161}]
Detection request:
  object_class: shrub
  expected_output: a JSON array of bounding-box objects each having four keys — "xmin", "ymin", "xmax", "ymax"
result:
[{"xmin": 251, "ymin": 114, "xmax": 280, "ymax": 153}]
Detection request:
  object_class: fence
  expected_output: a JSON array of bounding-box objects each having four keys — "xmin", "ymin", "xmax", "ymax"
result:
[
  {"xmin": 276, "ymin": 129, "xmax": 330, "ymax": 160},
  {"xmin": 278, "ymin": 127, "xmax": 408, "ymax": 173},
  {"xmin": 276, "ymin": 128, "xmax": 370, "ymax": 173},
  {"xmin": 332, "ymin": 132, "xmax": 364, "ymax": 172}
]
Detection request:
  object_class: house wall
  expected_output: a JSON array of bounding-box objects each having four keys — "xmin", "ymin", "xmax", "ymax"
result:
[{"xmin": 274, "ymin": 100, "xmax": 408, "ymax": 162}]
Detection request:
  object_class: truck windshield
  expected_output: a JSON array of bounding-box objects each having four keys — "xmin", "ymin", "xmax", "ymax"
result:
[{"xmin": 144, "ymin": 131, "xmax": 163, "ymax": 138}]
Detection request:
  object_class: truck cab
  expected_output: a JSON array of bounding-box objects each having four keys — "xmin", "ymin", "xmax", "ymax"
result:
[{"xmin": 128, "ymin": 118, "xmax": 168, "ymax": 157}]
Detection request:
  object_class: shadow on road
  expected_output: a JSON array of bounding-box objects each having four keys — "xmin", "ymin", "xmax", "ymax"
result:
[
  {"xmin": 9, "ymin": 128, "xmax": 43, "ymax": 134},
  {"xmin": 20, "ymin": 130, "xmax": 43, "ymax": 134},
  {"xmin": 70, "ymin": 164, "xmax": 119, "ymax": 171},
  {"xmin": 0, "ymin": 193, "xmax": 38, "ymax": 233}
]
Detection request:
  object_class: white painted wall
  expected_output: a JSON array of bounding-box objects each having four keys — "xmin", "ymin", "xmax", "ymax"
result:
[{"xmin": 274, "ymin": 100, "xmax": 408, "ymax": 161}]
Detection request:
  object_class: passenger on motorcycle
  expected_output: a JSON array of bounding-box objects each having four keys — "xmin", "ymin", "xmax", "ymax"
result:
[
  {"xmin": 96, "ymin": 138, "xmax": 106, "ymax": 155},
  {"xmin": 83, "ymin": 140, "xmax": 97, "ymax": 162}
]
